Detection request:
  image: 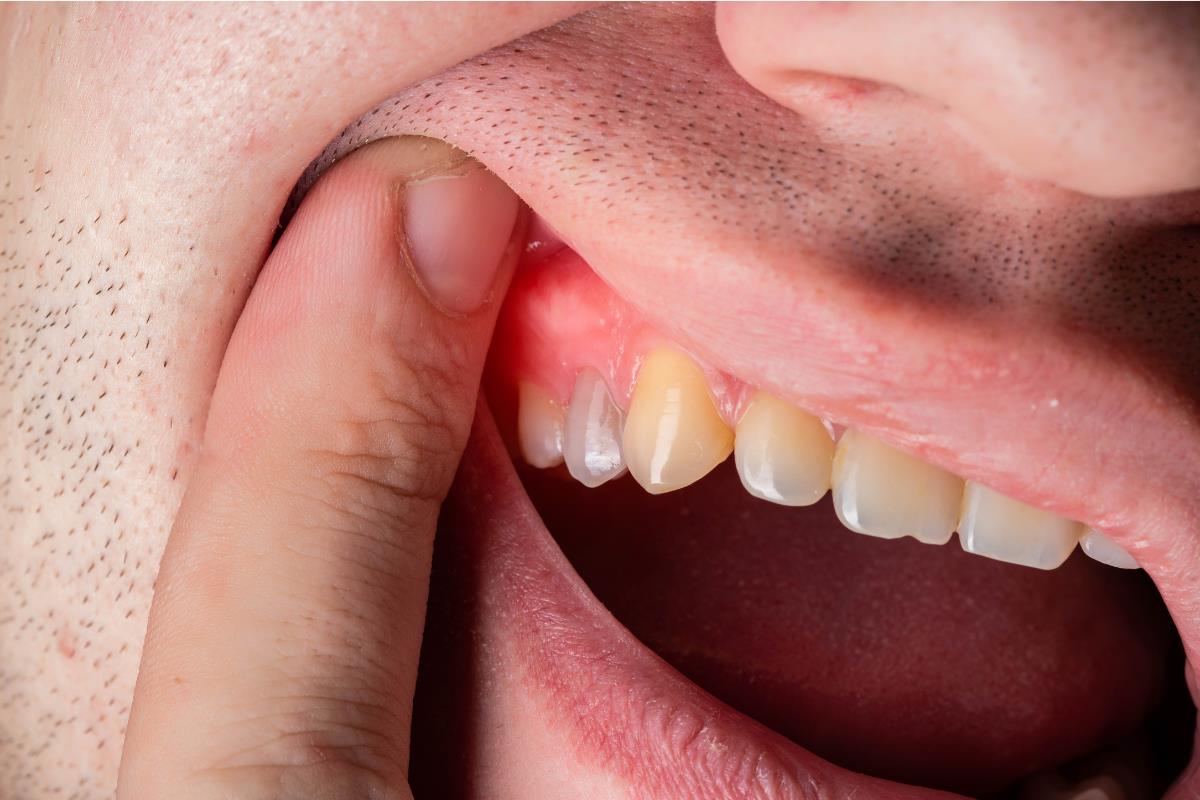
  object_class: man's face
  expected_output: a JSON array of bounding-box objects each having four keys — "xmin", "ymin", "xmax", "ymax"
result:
[{"xmin": 3, "ymin": 3, "xmax": 1199, "ymax": 798}]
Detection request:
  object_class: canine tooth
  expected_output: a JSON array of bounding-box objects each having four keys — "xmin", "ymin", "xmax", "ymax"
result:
[
  {"xmin": 518, "ymin": 381, "xmax": 566, "ymax": 469},
  {"xmin": 623, "ymin": 348, "xmax": 733, "ymax": 494},
  {"xmin": 734, "ymin": 392, "xmax": 833, "ymax": 506},
  {"xmin": 563, "ymin": 367, "xmax": 626, "ymax": 487},
  {"xmin": 831, "ymin": 429, "xmax": 964, "ymax": 544},
  {"xmin": 957, "ymin": 482, "xmax": 1083, "ymax": 570},
  {"xmin": 1079, "ymin": 528, "xmax": 1139, "ymax": 570}
]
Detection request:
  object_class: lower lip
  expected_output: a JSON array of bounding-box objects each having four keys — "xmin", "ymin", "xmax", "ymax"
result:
[{"xmin": 413, "ymin": 407, "xmax": 972, "ymax": 799}]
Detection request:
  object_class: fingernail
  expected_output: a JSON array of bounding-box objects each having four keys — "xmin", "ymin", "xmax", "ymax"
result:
[{"xmin": 403, "ymin": 143, "xmax": 520, "ymax": 314}]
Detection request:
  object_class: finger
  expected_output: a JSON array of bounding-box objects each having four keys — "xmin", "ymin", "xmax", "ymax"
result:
[
  {"xmin": 117, "ymin": 136, "xmax": 522, "ymax": 799},
  {"xmin": 715, "ymin": 3, "xmax": 1200, "ymax": 197}
]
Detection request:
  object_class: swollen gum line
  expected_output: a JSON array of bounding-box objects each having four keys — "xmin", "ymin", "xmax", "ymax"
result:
[
  {"xmin": 490, "ymin": 245, "xmax": 756, "ymax": 425},
  {"xmin": 486, "ymin": 239, "xmax": 1139, "ymax": 572}
]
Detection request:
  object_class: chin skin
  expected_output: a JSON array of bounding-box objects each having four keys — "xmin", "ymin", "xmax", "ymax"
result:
[{"xmin": 1, "ymin": 3, "xmax": 1198, "ymax": 798}]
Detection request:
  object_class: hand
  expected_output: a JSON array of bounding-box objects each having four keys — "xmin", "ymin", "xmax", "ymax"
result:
[{"xmin": 117, "ymin": 136, "xmax": 522, "ymax": 799}]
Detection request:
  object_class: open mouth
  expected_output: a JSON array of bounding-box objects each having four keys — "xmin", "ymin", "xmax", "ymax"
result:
[
  {"xmin": 280, "ymin": 6, "xmax": 1200, "ymax": 798},
  {"xmin": 404, "ymin": 229, "xmax": 1192, "ymax": 800}
]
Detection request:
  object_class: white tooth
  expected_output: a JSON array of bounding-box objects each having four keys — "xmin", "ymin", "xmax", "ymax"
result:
[
  {"xmin": 734, "ymin": 392, "xmax": 833, "ymax": 506},
  {"xmin": 1069, "ymin": 789, "xmax": 1114, "ymax": 800},
  {"xmin": 1017, "ymin": 772, "xmax": 1125, "ymax": 800},
  {"xmin": 1079, "ymin": 528, "xmax": 1140, "ymax": 570},
  {"xmin": 517, "ymin": 381, "xmax": 565, "ymax": 469},
  {"xmin": 1065, "ymin": 776, "xmax": 1126, "ymax": 800},
  {"xmin": 563, "ymin": 367, "xmax": 627, "ymax": 487},
  {"xmin": 831, "ymin": 429, "xmax": 964, "ymax": 544},
  {"xmin": 957, "ymin": 481, "xmax": 1083, "ymax": 570}
]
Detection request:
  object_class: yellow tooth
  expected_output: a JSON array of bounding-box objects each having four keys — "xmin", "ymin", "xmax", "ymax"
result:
[
  {"xmin": 831, "ymin": 429, "xmax": 964, "ymax": 544},
  {"xmin": 517, "ymin": 381, "xmax": 565, "ymax": 469},
  {"xmin": 734, "ymin": 392, "xmax": 833, "ymax": 506},
  {"xmin": 622, "ymin": 348, "xmax": 734, "ymax": 494},
  {"xmin": 957, "ymin": 481, "xmax": 1083, "ymax": 570}
]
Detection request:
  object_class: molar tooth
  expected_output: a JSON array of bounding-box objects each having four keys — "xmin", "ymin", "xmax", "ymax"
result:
[
  {"xmin": 1079, "ymin": 528, "xmax": 1140, "ymax": 570},
  {"xmin": 563, "ymin": 367, "xmax": 626, "ymax": 487},
  {"xmin": 734, "ymin": 392, "xmax": 834, "ymax": 506},
  {"xmin": 1068, "ymin": 788, "xmax": 1116, "ymax": 800},
  {"xmin": 1064, "ymin": 775, "xmax": 1126, "ymax": 800},
  {"xmin": 622, "ymin": 348, "xmax": 733, "ymax": 494},
  {"xmin": 831, "ymin": 429, "xmax": 963, "ymax": 544},
  {"xmin": 1018, "ymin": 772, "xmax": 1126, "ymax": 800},
  {"xmin": 517, "ymin": 381, "xmax": 566, "ymax": 469},
  {"xmin": 957, "ymin": 482, "xmax": 1083, "ymax": 570}
]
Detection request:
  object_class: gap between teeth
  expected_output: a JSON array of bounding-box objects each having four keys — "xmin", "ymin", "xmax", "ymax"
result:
[{"xmin": 516, "ymin": 347, "xmax": 1139, "ymax": 573}]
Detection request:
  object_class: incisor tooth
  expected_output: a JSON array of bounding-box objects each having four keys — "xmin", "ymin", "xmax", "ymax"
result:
[
  {"xmin": 831, "ymin": 429, "xmax": 963, "ymax": 544},
  {"xmin": 735, "ymin": 392, "xmax": 833, "ymax": 506},
  {"xmin": 563, "ymin": 367, "xmax": 626, "ymax": 487},
  {"xmin": 1079, "ymin": 528, "xmax": 1140, "ymax": 570},
  {"xmin": 518, "ymin": 381, "xmax": 565, "ymax": 469},
  {"xmin": 957, "ymin": 481, "xmax": 1083, "ymax": 570},
  {"xmin": 622, "ymin": 348, "xmax": 733, "ymax": 494}
]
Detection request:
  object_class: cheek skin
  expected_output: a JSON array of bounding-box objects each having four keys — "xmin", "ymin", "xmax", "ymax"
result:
[{"xmin": 0, "ymin": 4, "xmax": 578, "ymax": 795}]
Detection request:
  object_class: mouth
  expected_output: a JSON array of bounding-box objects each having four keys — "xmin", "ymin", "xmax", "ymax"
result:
[
  {"xmin": 404, "ymin": 230, "xmax": 1190, "ymax": 800},
  {"xmin": 282, "ymin": 5, "xmax": 1200, "ymax": 798}
]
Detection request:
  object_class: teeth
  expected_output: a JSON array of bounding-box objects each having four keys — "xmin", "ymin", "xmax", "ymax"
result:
[
  {"xmin": 622, "ymin": 348, "xmax": 734, "ymax": 494},
  {"xmin": 563, "ymin": 367, "xmax": 627, "ymax": 487},
  {"xmin": 734, "ymin": 392, "xmax": 834, "ymax": 506},
  {"xmin": 957, "ymin": 481, "xmax": 1083, "ymax": 569},
  {"xmin": 517, "ymin": 381, "xmax": 566, "ymax": 469},
  {"xmin": 534, "ymin": 344, "xmax": 1113, "ymax": 571},
  {"xmin": 1079, "ymin": 528, "xmax": 1140, "ymax": 570},
  {"xmin": 831, "ymin": 429, "xmax": 964, "ymax": 544}
]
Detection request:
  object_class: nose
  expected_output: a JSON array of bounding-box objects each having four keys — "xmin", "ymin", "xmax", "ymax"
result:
[{"xmin": 715, "ymin": 2, "xmax": 1200, "ymax": 198}]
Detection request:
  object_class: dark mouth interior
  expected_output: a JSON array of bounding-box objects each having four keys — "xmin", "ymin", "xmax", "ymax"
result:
[{"xmin": 516, "ymin": 458, "xmax": 1194, "ymax": 798}]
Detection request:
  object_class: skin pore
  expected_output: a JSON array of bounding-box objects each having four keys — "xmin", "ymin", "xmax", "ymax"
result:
[{"xmin": 2, "ymin": 3, "xmax": 1199, "ymax": 798}]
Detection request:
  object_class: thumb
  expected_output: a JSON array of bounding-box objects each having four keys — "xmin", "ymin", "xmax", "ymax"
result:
[{"xmin": 118, "ymin": 136, "xmax": 521, "ymax": 799}]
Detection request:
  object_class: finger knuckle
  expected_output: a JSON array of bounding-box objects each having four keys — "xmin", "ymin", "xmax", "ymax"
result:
[{"xmin": 301, "ymin": 354, "xmax": 468, "ymax": 534}]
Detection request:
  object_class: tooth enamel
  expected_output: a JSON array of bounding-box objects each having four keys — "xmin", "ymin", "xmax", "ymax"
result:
[
  {"xmin": 1064, "ymin": 776, "xmax": 1125, "ymax": 800},
  {"xmin": 831, "ymin": 429, "xmax": 964, "ymax": 544},
  {"xmin": 734, "ymin": 392, "xmax": 834, "ymax": 506},
  {"xmin": 1079, "ymin": 528, "xmax": 1140, "ymax": 570},
  {"xmin": 622, "ymin": 348, "xmax": 734, "ymax": 494},
  {"xmin": 563, "ymin": 367, "xmax": 627, "ymax": 487},
  {"xmin": 1068, "ymin": 788, "xmax": 1115, "ymax": 800},
  {"xmin": 518, "ymin": 381, "xmax": 566, "ymax": 469},
  {"xmin": 957, "ymin": 481, "xmax": 1083, "ymax": 569}
]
